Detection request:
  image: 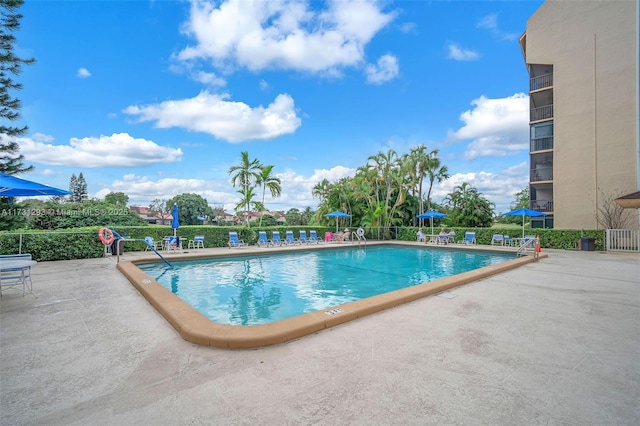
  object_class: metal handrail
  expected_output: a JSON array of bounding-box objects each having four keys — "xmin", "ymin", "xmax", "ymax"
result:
[{"xmin": 516, "ymin": 237, "xmax": 538, "ymax": 259}]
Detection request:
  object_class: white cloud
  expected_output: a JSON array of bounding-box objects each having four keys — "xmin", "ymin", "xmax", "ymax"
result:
[
  {"xmin": 17, "ymin": 133, "xmax": 183, "ymax": 167},
  {"xmin": 95, "ymin": 174, "xmax": 235, "ymax": 209},
  {"xmin": 447, "ymin": 43, "xmax": 480, "ymax": 61},
  {"xmin": 449, "ymin": 93, "xmax": 529, "ymax": 158},
  {"xmin": 77, "ymin": 67, "xmax": 91, "ymax": 78},
  {"xmin": 169, "ymin": 63, "xmax": 227, "ymax": 87},
  {"xmin": 397, "ymin": 22, "xmax": 417, "ymax": 34},
  {"xmin": 177, "ymin": 0, "xmax": 395, "ymax": 75},
  {"xmin": 365, "ymin": 54, "xmax": 399, "ymax": 85},
  {"xmin": 477, "ymin": 13, "xmax": 518, "ymax": 41},
  {"xmin": 431, "ymin": 162, "xmax": 529, "ymax": 214},
  {"xmin": 98, "ymin": 165, "xmax": 356, "ymax": 212},
  {"xmin": 123, "ymin": 91, "xmax": 302, "ymax": 142}
]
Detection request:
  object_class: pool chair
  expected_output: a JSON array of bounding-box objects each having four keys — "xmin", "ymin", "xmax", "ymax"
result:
[
  {"xmin": 144, "ymin": 236, "xmax": 160, "ymax": 251},
  {"xmin": 309, "ymin": 230, "xmax": 323, "ymax": 244},
  {"xmin": 491, "ymin": 234, "xmax": 504, "ymax": 246},
  {"xmin": 459, "ymin": 231, "xmax": 476, "ymax": 245},
  {"xmin": 188, "ymin": 235, "xmax": 205, "ymax": 249},
  {"xmin": 228, "ymin": 231, "xmax": 247, "ymax": 249},
  {"xmin": 298, "ymin": 230, "xmax": 311, "ymax": 244},
  {"xmin": 165, "ymin": 236, "xmax": 181, "ymax": 251},
  {"xmin": 257, "ymin": 231, "xmax": 273, "ymax": 247},
  {"xmin": 271, "ymin": 231, "xmax": 284, "ymax": 246},
  {"xmin": 285, "ymin": 230, "xmax": 301, "ymax": 245}
]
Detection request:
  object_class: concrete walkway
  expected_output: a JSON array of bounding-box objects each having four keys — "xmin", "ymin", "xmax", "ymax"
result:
[{"xmin": 1, "ymin": 248, "xmax": 639, "ymax": 425}]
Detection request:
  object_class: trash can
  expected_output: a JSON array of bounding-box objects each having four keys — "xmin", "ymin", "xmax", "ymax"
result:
[
  {"xmin": 111, "ymin": 238, "xmax": 123, "ymax": 255},
  {"xmin": 580, "ymin": 237, "xmax": 595, "ymax": 251}
]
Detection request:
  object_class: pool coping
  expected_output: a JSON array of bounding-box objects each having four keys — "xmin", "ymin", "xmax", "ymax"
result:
[{"xmin": 117, "ymin": 242, "xmax": 546, "ymax": 349}]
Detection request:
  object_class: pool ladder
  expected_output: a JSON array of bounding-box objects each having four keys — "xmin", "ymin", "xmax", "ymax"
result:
[{"xmin": 355, "ymin": 227, "xmax": 367, "ymax": 247}]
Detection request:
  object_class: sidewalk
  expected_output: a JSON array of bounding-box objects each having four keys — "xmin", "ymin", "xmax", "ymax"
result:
[{"xmin": 1, "ymin": 248, "xmax": 639, "ymax": 425}]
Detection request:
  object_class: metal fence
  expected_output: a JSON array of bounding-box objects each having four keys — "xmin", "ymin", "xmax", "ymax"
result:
[{"xmin": 606, "ymin": 229, "xmax": 640, "ymax": 252}]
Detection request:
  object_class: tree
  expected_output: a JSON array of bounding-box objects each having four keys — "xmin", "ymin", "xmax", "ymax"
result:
[
  {"xmin": 228, "ymin": 151, "xmax": 262, "ymax": 226},
  {"xmin": 499, "ymin": 187, "xmax": 530, "ymax": 224},
  {"xmin": 444, "ymin": 182, "xmax": 495, "ymax": 227},
  {"xmin": 148, "ymin": 198, "xmax": 171, "ymax": 225},
  {"xmin": 424, "ymin": 150, "xmax": 449, "ymax": 212},
  {"xmin": 104, "ymin": 192, "xmax": 128, "ymax": 206},
  {"xmin": 596, "ymin": 189, "xmax": 633, "ymax": 229},
  {"xmin": 68, "ymin": 172, "xmax": 87, "ymax": 203},
  {"xmin": 0, "ymin": 0, "xmax": 35, "ymax": 174},
  {"xmin": 285, "ymin": 208, "xmax": 302, "ymax": 225},
  {"xmin": 257, "ymin": 164, "xmax": 281, "ymax": 227},
  {"xmin": 167, "ymin": 193, "xmax": 214, "ymax": 226}
]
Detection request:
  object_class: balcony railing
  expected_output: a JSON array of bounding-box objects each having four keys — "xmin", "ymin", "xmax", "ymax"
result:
[
  {"xmin": 531, "ymin": 105, "xmax": 553, "ymax": 121},
  {"xmin": 531, "ymin": 136, "xmax": 553, "ymax": 152},
  {"xmin": 530, "ymin": 199, "xmax": 553, "ymax": 212},
  {"xmin": 530, "ymin": 167, "xmax": 553, "ymax": 182},
  {"xmin": 530, "ymin": 73, "xmax": 553, "ymax": 91}
]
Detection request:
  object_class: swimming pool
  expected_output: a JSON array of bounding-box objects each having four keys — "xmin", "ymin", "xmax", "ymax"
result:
[
  {"xmin": 137, "ymin": 246, "xmax": 514, "ymax": 326},
  {"xmin": 118, "ymin": 242, "xmax": 541, "ymax": 348}
]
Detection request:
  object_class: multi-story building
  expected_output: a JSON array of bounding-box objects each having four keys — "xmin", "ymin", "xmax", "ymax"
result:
[{"xmin": 519, "ymin": 0, "xmax": 639, "ymax": 230}]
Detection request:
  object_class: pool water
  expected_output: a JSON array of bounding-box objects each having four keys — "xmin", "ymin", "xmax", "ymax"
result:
[{"xmin": 138, "ymin": 246, "xmax": 513, "ymax": 326}]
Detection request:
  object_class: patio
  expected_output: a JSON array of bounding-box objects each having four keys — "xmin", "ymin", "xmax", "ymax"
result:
[{"xmin": 1, "ymin": 246, "xmax": 638, "ymax": 424}]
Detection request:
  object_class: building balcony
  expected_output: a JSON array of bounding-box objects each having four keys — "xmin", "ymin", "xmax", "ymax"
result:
[
  {"xmin": 530, "ymin": 199, "xmax": 553, "ymax": 213},
  {"xmin": 531, "ymin": 105, "xmax": 553, "ymax": 122},
  {"xmin": 530, "ymin": 166, "xmax": 553, "ymax": 182},
  {"xmin": 530, "ymin": 73, "xmax": 553, "ymax": 91},
  {"xmin": 531, "ymin": 136, "xmax": 553, "ymax": 152}
]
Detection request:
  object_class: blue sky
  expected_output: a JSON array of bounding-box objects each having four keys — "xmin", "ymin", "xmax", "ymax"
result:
[{"xmin": 16, "ymin": 0, "xmax": 544, "ymax": 214}]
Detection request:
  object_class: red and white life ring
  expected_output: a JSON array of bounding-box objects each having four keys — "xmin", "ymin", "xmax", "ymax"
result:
[{"xmin": 98, "ymin": 227, "xmax": 114, "ymax": 245}]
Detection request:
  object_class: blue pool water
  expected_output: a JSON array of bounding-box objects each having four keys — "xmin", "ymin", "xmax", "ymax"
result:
[{"xmin": 138, "ymin": 246, "xmax": 513, "ymax": 326}]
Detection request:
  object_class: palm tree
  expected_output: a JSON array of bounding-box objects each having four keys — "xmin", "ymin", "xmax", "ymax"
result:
[
  {"xmin": 424, "ymin": 150, "xmax": 449, "ymax": 211},
  {"xmin": 257, "ymin": 165, "xmax": 282, "ymax": 227},
  {"xmin": 228, "ymin": 151, "xmax": 262, "ymax": 225}
]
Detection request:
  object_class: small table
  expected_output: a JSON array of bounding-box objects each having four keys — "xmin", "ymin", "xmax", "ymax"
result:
[{"xmin": 0, "ymin": 259, "xmax": 37, "ymax": 296}]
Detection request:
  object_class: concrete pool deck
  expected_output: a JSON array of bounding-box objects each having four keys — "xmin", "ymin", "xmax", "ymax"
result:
[{"xmin": 1, "ymin": 245, "xmax": 639, "ymax": 425}]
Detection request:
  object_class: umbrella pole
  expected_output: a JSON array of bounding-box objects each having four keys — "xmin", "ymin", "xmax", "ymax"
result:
[{"xmin": 522, "ymin": 215, "xmax": 525, "ymax": 238}]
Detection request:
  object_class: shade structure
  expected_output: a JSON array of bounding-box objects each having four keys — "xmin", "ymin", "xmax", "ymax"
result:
[
  {"xmin": 0, "ymin": 172, "xmax": 72, "ymax": 197},
  {"xmin": 416, "ymin": 210, "xmax": 447, "ymax": 235},
  {"xmin": 324, "ymin": 211, "xmax": 351, "ymax": 232},
  {"xmin": 171, "ymin": 204, "xmax": 180, "ymax": 237},
  {"xmin": 503, "ymin": 208, "xmax": 547, "ymax": 237}
]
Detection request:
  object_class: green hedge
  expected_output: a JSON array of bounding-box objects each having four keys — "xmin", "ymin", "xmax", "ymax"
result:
[
  {"xmin": 0, "ymin": 226, "xmax": 332, "ymax": 261},
  {"xmin": 0, "ymin": 225, "xmax": 606, "ymax": 261},
  {"xmin": 398, "ymin": 227, "xmax": 605, "ymax": 250}
]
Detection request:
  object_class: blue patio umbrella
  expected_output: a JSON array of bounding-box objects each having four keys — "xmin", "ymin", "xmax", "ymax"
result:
[
  {"xmin": 171, "ymin": 204, "xmax": 180, "ymax": 237},
  {"xmin": 0, "ymin": 172, "xmax": 72, "ymax": 197},
  {"xmin": 416, "ymin": 210, "xmax": 447, "ymax": 235},
  {"xmin": 324, "ymin": 211, "xmax": 351, "ymax": 232},
  {"xmin": 503, "ymin": 208, "xmax": 547, "ymax": 237}
]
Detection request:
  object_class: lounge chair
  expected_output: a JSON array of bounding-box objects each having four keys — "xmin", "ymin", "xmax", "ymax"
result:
[
  {"xmin": 285, "ymin": 230, "xmax": 301, "ymax": 245},
  {"xmin": 228, "ymin": 231, "xmax": 247, "ymax": 248},
  {"xmin": 459, "ymin": 232, "xmax": 476, "ymax": 245},
  {"xmin": 491, "ymin": 234, "xmax": 504, "ymax": 246},
  {"xmin": 144, "ymin": 236, "xmax": 160, "ymax": 251},
  {"xmin": 298, "ymin": 230, "xmax": 310, "ymax": 244},
  {"xmin": 271, "ymin": 231, "xmax": 284, "ymax": 246},
  {"xmin": 504, "ymin": 235, "xmax": 512, "ymax": 247},
  {"xmin": 188, "ymin": 235, "xmax": 205, "ymax": 249},
  {"xmin": 437, "ymin": 233, "xmax": 450, "ymax": 244},
  {"xmin": 165, "ymin": 236, "xmax": 181, "ymax": 251},
  {"xmin": 257, "ymin": 231, "xmax": 273, "ymax": 247},
  {"xmin": 309, "ymin": 230, "xmax": 323, "ymax": 244}
]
